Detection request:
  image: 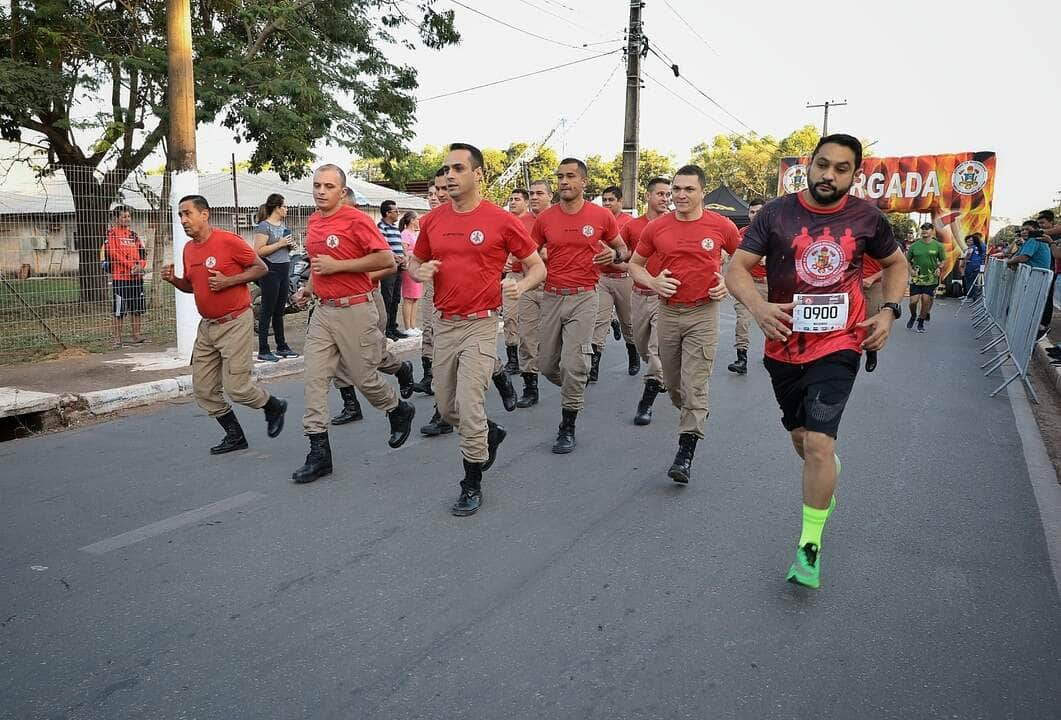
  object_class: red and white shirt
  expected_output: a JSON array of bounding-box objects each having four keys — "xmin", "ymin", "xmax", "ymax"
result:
[{"xmin": 306, "ymin": 204, "xmax": 391, "ymax": 300}]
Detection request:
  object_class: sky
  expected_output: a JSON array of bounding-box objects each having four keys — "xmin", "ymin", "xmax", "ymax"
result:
[{"xmin": 10, "ymin": 0, "xmax": 1061, "ymax": 226}]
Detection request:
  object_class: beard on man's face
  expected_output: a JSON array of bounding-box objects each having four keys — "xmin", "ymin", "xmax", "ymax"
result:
[{"xmin": 808, "ymin": 178, "xmax": 849, "ymax": 204}]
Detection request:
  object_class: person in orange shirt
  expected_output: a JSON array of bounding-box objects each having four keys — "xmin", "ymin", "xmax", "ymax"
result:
[
  {"xmin": 104, "ymin": 205, "xmax": 147, "ymax": 346},
  {"xmin": 161, "ymin": 196, "xmax": 288, "ymax": 455}
]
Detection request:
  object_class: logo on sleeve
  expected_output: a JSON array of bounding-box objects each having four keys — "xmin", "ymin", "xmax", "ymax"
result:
[
  {"xmin": 582, "ymin": 224, "xmax": 595, "ymax": 237},
  {"xmin": 204, "ymin": 256, "xmax": 216, "ymax": 269},
  {"xmin": 325, "ymin": 234, "xmax": 340, "ymax": 249},
  {"xmin": 469, "ymin": 230, "xmax": 485, "ymax": 245},
  {"xmin": 700, "ymin": 237, "xmax": 715, "ymax": 252}
]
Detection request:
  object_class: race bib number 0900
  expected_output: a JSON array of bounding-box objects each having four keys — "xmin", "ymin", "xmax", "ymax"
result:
[{"xmin": 792, "ymin": 293, "xmax": 849, "ymax": 333}]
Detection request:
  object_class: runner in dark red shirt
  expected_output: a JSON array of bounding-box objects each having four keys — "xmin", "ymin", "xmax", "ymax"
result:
[{"xmin": 727, "ymin": 133, "xmax": 909, "ymax": 590}]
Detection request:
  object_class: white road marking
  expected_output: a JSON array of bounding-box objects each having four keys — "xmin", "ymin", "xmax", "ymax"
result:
[{"xmin": 79, "ymin": 491, "xmax": 266, "ymax": 555}]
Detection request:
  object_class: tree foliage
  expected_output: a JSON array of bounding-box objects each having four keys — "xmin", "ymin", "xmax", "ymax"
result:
[
  {"xmin": 688, "ymin": 125, "xmax": 822, "ymax": 200},
  {"xmin": 886, "ymin": 213, "xmax": 916, "ymax": 243},
  {"xmin": 0, "ymin": 0, "xmax": 459, "ymax": 298}
]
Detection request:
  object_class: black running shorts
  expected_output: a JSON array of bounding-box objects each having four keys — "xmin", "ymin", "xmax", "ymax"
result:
[
  {"xmin": 763, "ymin": 350, "xmax": 860, "ymax": 438},
  {"xmin": 113, "ymin": 279, "xmax": 146, "ymax": 317}
]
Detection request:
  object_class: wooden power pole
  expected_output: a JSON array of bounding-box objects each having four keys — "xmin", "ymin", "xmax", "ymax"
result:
[
  {"xmin": 166, "ymin": 0, "xmax": 201, "ymax": 357},
  {"xmin": 806, "ymin": 99, "xmax": 847, "ymax": 137},
  {"xmin": 620, "ymin": 1, "xmax": 644, "ymax": 213}
]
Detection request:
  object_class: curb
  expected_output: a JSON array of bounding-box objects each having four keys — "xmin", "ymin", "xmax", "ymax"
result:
[
  {"xmin": 69, "ymin": 335, "xmax": 424, "ymax": 418},
  {"xmin": 1033, "ymin": 336, "xmax": 1061, "ymax": 398}
]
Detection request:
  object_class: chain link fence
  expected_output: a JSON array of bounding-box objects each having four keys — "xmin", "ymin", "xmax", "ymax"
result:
[{"xmin": 0, "ymin": 166, "xmax": 176, "ymax": 364}]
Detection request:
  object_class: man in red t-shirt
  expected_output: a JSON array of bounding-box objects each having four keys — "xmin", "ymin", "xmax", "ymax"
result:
[
  {"xmin": 161, "ymin": 195, "xmax": 287, "ymax": 455},
  {"xmin": 410, "ymin": 143, "xmax": 545, "ymax": 516},
  {"xmin": 629, "ymin": 165, "xmax": 738, "ymax": 484},
  {"xmin": 104, "ymin": 205, "xmax": 147, "ymax": 346},
  {"xmin": 534, "ymin": 159, "xmax": 627, "ymax": 453},
  {"xmin": 288, "ymin": 164, "xmax": 416, "ymax": 483},
  {"xmin": 501, "ymin": 187, "xmax": 534, "ymax": 374},
  {"xmin": 623, "ymin": 177, "xmax": 671, "ymax": 425},
  {"xmin": 593, "ymin": 185, "xmax": 639, "ymax": 378},
  {"xmin": 727, "ymin": 198, "xmax": 768, "ymax": 375},
  {"xmin": 509, "ymin": 178, "xmax": 554, "ymax": 410},
  {"xmin": 727, "ymin": 134, "xmax": 909, "ymax": 590}
]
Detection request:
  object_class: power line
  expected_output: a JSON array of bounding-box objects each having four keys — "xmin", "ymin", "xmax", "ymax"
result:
[
  {"xmin": 417, "ymin": 49, "xmax": 622, "ymax": 102},
  {"xmin": 564, "ymin": 58, "xmax": 625, "ymax": 135},
  {"xmin": 660, "ymin": 0, "xmax": 719, "ymax": 56},
  {"xmin": 646, "ymin": 46, "xmax": 755, "ymax": 134},
  {"xmin": 642, "ymin": 70, "xmax": 743, "ymax": 137},
  {"xmin": 520, "ymin": 0, "xmax": 601, "ymax": 37},
  {"xmin": 449, "ymin": 0, "xmax": 589, "ymax": 51}
]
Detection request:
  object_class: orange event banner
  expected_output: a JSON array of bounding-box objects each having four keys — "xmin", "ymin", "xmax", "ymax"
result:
[{"xmin": 777, "ymin": 151, "xmax": 996, "ymax": 276}]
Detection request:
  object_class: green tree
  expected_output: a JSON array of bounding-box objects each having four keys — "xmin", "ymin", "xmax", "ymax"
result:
[
  {"xmin": 0, "ymin": 1, "xmax": 458, "ymax": 300},
  {"xmin": 688, "ymin": 125, "xmax": 822, "ymax": 201},
  {"xmin": 886, "ymin": 213, "xmax": 916, "ymax": 243}
]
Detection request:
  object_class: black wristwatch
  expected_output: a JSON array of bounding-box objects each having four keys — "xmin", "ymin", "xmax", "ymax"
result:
[
  {"xmin": 882, "ymin": 302, "xmax": 901, "ymax": 319},
  {"xmin": 613, "ymin": 248, "xmax": 623, "ymax": 264}
]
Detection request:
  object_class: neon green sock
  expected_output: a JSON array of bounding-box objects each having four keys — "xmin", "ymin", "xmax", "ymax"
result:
[{"xmin": 798, "ymin": 503, "xmax": 831, "ymax": 548}]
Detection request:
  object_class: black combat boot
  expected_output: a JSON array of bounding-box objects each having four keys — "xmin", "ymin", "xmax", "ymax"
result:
[
  {"xmin": 588, "ymin": 345, "xmax": 602, "ymax": 383},
  {"xmin": 420, "ymin": 405, "xmax": 453, "ymax": 436},
  {"xmin": 395, "ymin": 360, "xmax": 416, "ymax": 399},
  {"xmin": 633, "ymin": 378, "xmax": 663, "ymax": 426},
  {"xmin": 387, "ymin": 400, "xmax": 415, "ymax": 448},
  {"xmin": 727, "ymin": 349, "xmax": 748, "ymax": 375},
  {"xmin": 292, "ymin": 432, "xmax": 332, "ymax": 483},
  {"xmin": 503, "ymin": 344, "xmax": 520, "ymax": 375},
  {"xmin": 492, "ymin": 368, "xmax": 517, "ymax": 412},
  {"xmin": 482, "ymin": 420, "xmax": 507, "ymax": 472},
  {"xmin": 516, "ymin": 372, "xmax": 539, "ymax": 408},
  {"xmin": 552, "ymin": 408, "xmax": 577, "ymax": 454},
  {"xmin": 667, "ymin": 433, "xmax": 699, "ymax": 484},
  {"xmin": 611, "ymin": 317, "xmax": 621, "ymax": 341},
  {"xmin": 451, "ymin": 459, "xmax": 483, "ymax": 517},
  {"xmin": 626, "ymin": 342, "xmax": 640, "ymax": 376},
  {"xmin": 210, "ymin": 411, "xmax": 248, "ymax": 455},
  {"xmin": 410, "ymin": 356, "xmax": 434, "ymax": 396},
  {"xmin": 330, "ymin": 386, "xmax": 363, "ymax": 425},
  {"xmin": 263, "ymin": 396, "xmax": 287, "ymax": 438}
]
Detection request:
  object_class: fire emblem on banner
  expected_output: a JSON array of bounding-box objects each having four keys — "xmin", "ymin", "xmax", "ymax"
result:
[{"xmin": 777, "ymin": 151, "xmax": 996, "ymax": 277}]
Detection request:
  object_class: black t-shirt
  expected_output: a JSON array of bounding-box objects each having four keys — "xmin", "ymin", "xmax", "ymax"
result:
[{"xmin": 741, "ymin": 192, "xmax": 898, "ymax": 364}]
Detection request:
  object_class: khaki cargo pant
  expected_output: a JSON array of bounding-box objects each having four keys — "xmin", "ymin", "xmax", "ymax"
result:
[
  {"xmin": 631, "ymin": 289, "xmax": 663, "ymax": 383},
  {"xmin": 539, "ymin": 290, "xmax": 598, "ymax": 411},
  {"xmin": 517, "ymin": 287, "xmax": 543, "ymax": 374},
  {"xmin": 304, "ymin": 299, "xmax": 399, "ymax": 434},
  {"xmin": 420, "ymin": 280, "xmax": 436, "ymax": 360},
  {"xmin": 332, "ymin": 290, "xmax": 403, "ymax": 388},
  {"xmin": 658, "ymin": 300, "xmax": 721, "ymax": 438},
  {"xmin": 733, "ymin": 280, "xmax": 770, "ymax": 351},
  {"xmin": 434, "ymin": 315, "xmax": 498, "ymax": 463},
  {"xmin": 502, "ymin": 271, "xmax": 523, "ymax": 348},
  {"xmin": 592, "ymin": 274, "xmax": 634, "ymax": 347},
  {"xmin": 192, "ymin": 309, "xmax": 270, "ymax": 417}
]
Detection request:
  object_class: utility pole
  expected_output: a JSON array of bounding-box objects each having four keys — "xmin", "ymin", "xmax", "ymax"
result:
[
  {"xmin": 230, "ymin": 153, "xmax": 240, "ymax": 231},
  {"xmin": 806, "ymin": 99, "xmax": 847, "ymax": 136},
  {"xmin": 167, "ymin": 0, "xmax": 200, "ymax": 358},
  {"xmin": 620, "ymin": 0, "xmax": 644, "ymax": 213}
]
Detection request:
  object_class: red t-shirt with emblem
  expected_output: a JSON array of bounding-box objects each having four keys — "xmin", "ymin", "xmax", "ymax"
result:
[
  {"xmin": 741, "ymin": 192, "xmax": 898, "ymax": 364},
  {"xmin": 635, "ymin": 210, "xmax": 740, "ymax": 305},
  {"xmin": 306, "ymin": 204, "xmax": 391, "ymax": 300},
  {"xmin": 532, "ymin": 201, "xmax": 620, "ymax": 290},
  {"xmin": 104, "ymin": 227, "xmax": 146, "ymax": 281},
  {"xmin": 614, "ymin": 212, "xmax": 633, "ymax": 229},
  {"xmin": 415, "ymin": 200, "xmax": 538, "ymax": 315},
  {"xmin": 623, "ymin": 214, "xmax": 665, "ymax": 291},
  {"xmin": 182, "ymin": 228, "xmax": 258, "ymax": 319},
  {"xmin": 740, "ymin": 226, "xmax": 768, "ymax": 279},
  {"xmin": 508, "ymin": 212, "xmax": 537, "ymax": 273}
]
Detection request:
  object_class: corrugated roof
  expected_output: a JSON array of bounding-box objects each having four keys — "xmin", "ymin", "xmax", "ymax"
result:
[{"xmin": 0, "ymin": 170, "xmax": 428, "ymax": 215}]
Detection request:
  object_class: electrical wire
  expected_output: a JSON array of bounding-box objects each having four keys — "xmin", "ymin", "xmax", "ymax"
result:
[
  {"xmin": 449, "ymin": 0, "xmax": 590, "ymax": 51},
  {"xmin": 641, "ymin": 70, "xmax": 743, "ymax": 137},
  {"xmin": 647, "ymin": 46, "xmax": 756, "ymax": 134},
  {"xmin": 417, "ymin": 49, "xmax": 622, "ymax": 102},
  {"xmin": 660, "ymin": 0, "xmax": 719, "ymax": 56}
]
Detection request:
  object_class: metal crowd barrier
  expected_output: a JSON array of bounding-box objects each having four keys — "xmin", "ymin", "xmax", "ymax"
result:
[
  {"xmin": 954, "ymin": 269, "xmax": 984, "ymax": 317},
  {"xmin": 973, "ymin": 258, "xmax": 1054, "ymax": 403}
]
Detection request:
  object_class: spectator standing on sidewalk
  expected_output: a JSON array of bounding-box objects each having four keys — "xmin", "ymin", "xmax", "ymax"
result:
[
  {"xmin": 104, "ymin": 205, "xmax": 147, "ymax": 347},
  {"xmin": 253, "ymin": 193, "xmax": 298, "ymax": 361},
  {"xmin": 400, "ymin": 211, "xmax": 423, "ymax": 335},
  {"xmin": 378, "ymin": 200, "xmax": 406, "ymax": 339}
]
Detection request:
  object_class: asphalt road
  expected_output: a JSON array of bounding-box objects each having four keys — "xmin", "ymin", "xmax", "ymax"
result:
[{"xmin": 2, "ymin": 299, "xmax": 1059, "ymax": 720}]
